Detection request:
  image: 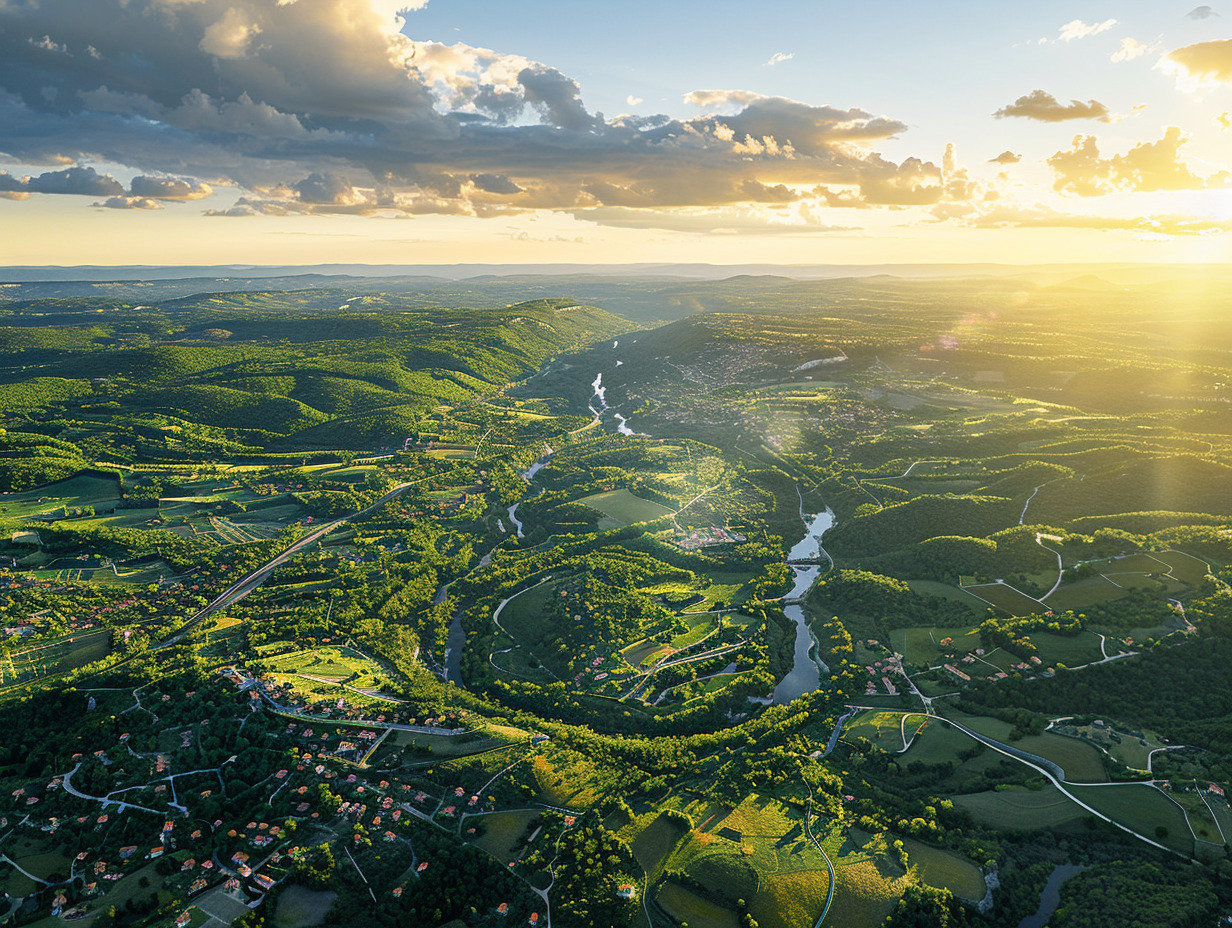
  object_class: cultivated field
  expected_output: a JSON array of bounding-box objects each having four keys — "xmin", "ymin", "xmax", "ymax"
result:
[{"xmin": 580, "ymin": 489, "xmax": 675, "ymax": 525}]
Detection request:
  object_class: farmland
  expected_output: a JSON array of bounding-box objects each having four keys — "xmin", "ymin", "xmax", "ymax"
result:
[
  {"xmin": 1, "ymin": 274, "xmax": 1232, "ymax": 927},
  {"xmin": 579, "ymin": 489, "xmax": 675, "ymax": 526},
  {"xmin": 954, "ymin": 787, "xmax": 1086, "ymax": 830}
]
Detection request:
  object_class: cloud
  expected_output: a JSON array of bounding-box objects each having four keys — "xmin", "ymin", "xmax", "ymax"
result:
[
  {"xmin": 970, "ymin": 202, "xmax": 1232, "ymax": 236},
  {"xmin": 1059, "ymin": 18, "xmax": 1117, "ymax": 41},
  {"xmin": 1048, "ymin": 127, "xmax": 1211, "ymax": 196},
  {"xmin": 200, "ymin": 7, "xmax": 262, "ymax": 59},
  {"xmin": 0, "ymin": 0, "xmax": 972, "ymax": 223},
  {"xmin": 517, "ymin": 66, "xmax": 598, "ymax": 131},
  {"xmin": 989, "ymin": 151, "xmax": 1021, "ymax": 164},
  {"xmin": 93, "ymin": 196, "xmax": 164, "ymax": 209},
  {"xmin": 570, "ymin": 203, "xmax": 859, "ymax": 235},
  {"xmin": 1187, "ymin": 5, "xmax": 1218, "ymax": 19},
  {"xmin": 766, "ymin": 52, "xmax": 794, "ymax": 66},
  {"xmin": 470, "ymin": 173, "xmax": 523, "ymax": 195},
  {"xmin": 626, "ymin": 94, "xmax": 643, "ymax": 106},
  {"xmin": 994, "ymin": 90, "xmax": 1110, "ymax": 122},
  {"xmin": 818, "ymin": 155, "xmax": 948, "ymax": 207},
  {"xmin": 293, "ymin": 172, "xmax": 364, "ymax": 206},
  {"xmin": 0, "ymin": 164, "xmax": 217, "ymax": 203},
  {"xmin": 684, "ymin": 89, "xmax": 768, "ymax": 109},
  {"xmin": 129, "ymin": 175, "xmax": 213, "ymax": 200},
  {"xmin": 1218, "ymin": 112, "xmax": 1231, "ymax": 129},
  {"xmin": 1111, "ymin": 37, "xmax": 1157, "ymax": 62},
  {"xmin": 1160, "ymin": 39, "xmax": 1232, "ymax": 88},
  {"xmin": 0, "ymin": 165, "xmax": 125, "ymax": 196}
]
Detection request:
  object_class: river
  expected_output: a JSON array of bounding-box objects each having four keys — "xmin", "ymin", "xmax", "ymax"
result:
[
  {"xmin": 1018, "ymin": 864, "xmax": 1084, "ymax": 928},
  {"xmin": 506, "ymin": 452, "xmax": 552, "ymax": 539},
  {"xmin": 771, "ymin": 508, "xmax": 835, "ymax": 705},
  {"xmin": 447, "ymin": 448, "xmax": 551, "ymax": 681},
  {"xmin": 589, "ymin": 371, "xmax": 608, "ymax": 418}
]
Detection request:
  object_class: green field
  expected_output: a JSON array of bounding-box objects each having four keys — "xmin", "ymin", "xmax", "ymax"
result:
[
  {"xmin": 657, "ymin": 881, "xmax": 740, "ymax": 928},
  {"xmin": 1096, "ymin": 552, "xmax": 1173, "ymax": 574},
  {"xmin": 0, "ymin": 473, "xmax": 123, "ymax": 523},
  {"xmin": 1057, "ymin": 722, "xmax": 1165, "ymax": 771},
  {"xmin": 890, "ymin": 625, "xmax": 983, "ymax": 666},
  {"xmin": 264, "ymin": 645, "xmax": 381, "ymax": 681},
  {"xmin": 1152, "ymin": 550, "xmax": 1212, "ymax": 585},
  {"xmin": 752, "ymin": 870, "xmax": 837, "ymax": 928},
  {"xmin": 1068, "ymin": 784, "xmax": 1193, "ymax": 854},
  {"xmin": 1013, "ymin": 732, "xmax": 1107, "ymax": 782},
  {"xmin": 902, "ymin": 721, "xmax": 976, "ymax": 766},
  {"xmin": 901, "ymin": 838, "xmax": 985, "ymax": 899},
  {"xmin": 686, "ymin": 852, "xmax": 761, "ymax": 906},
  {"xmin": 668, "ymin": 613, "xmax": 718, "ymax": 649},
  {"xmin": 1169, "ymin": 789, "xmax": 1224, "ymax": 845},
  {"xmin": 954, "ymin": 787, "xmax": 1085, "ymax": 829},
  {"xmin": 962, "ymin": 582, "xmax": 1046, "ymax": 615},
  {"xmin": 903, "ymin": 580, "xmax": 985, "ymax": 613},
  {"xmin": 2, "ymin": 629, "xmax": 111, "ymax": 686},
  {"xmin": 1028, "ymin": 630, "xmax": 1104, "ymax": 667},
  {"xmin": 631, "ymin": 812, "xmax": 689, "ymax": 871},
  {"xmin": 579, "ymin": 488, "xmax": 675, "ymax": 525},
  {"xmin": 843, "ymin": 710, "xmax": 927, "ymax": 752},
  {"xmin": 469, "ymin": 810, "xmax": 542, "ymax": 864},
  {"xmin": 1044, "ymin": 575, "xmax": 1130, "ymax": 610}
]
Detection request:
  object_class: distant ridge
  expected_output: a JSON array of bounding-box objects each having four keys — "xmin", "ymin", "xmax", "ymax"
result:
[{"xmin": 2, "ymin": 261, "xmax": 1226, "ymax": 283}]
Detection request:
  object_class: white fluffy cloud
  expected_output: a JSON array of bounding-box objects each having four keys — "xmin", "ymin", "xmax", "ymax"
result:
[
  {"xmin": 1111, "ymin": 37, "xmax": 1157, "ymax": 62},
  {"xmin": 1058, "ymin": 18, "xmax": 1118, "ymax": 41}
]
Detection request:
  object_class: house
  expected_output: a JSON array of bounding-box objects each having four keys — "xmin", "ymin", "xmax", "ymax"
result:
[
  {"xmin": 617, "ymin": 883, "xmax": 638, "ymax": 900},
  {"xmin": 175, "ymin": 909, "xmax": 193, "ymax": 927},
  {"xmin": 496, "ymin": 902, "xmax": 509, "ymax": 916}
]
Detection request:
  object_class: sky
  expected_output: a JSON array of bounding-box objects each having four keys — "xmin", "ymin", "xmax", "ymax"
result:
[{"xmin": 1, "ymin": 0, "xmax": 1230, "ymax": 267}]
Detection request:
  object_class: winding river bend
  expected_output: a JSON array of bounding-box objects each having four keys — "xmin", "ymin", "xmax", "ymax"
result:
[
  {"xmin": 771, "ymin": 507, "xmax": 836, "ymax": 705},
  {"xmin": 506, "ymin": 453, "xmax": 551, "ymax": 539}
]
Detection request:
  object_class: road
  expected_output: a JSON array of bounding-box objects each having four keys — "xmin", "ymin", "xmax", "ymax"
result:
[
  {"xmin": 488, "ymin": 576, "xmax": 556, "ymax": 675},
  {"xmin": 156, "ymin": 479, "xmax": 422, "ymax": 647},
  {"xmin": 932, "ymin": 715, "xmax": 1199, "ymax": 862},
  {"xmin": 1034, "ymin": 533, "xmax": 1066, "ymax": 599},
  {"xmin": 803, "ymin": 787, "xmax": 837, "ymax": 928},
  {"xmin": 61, "ymin": 762, "xmax": 163, "ymax": 816},
  {"xmin": 1020, "ymin": 485, "xmax": 1042, "ymax": 524}
]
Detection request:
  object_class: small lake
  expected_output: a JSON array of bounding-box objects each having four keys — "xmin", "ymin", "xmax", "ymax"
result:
[{"xmin": 771, "ymin": 509, "xmax": 835, "ymax": 705}]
